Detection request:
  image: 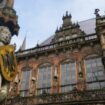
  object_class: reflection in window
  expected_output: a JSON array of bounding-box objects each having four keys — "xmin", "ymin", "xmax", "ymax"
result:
[
  {"xmin": 37, "ymin": 63, "xmax": 52, "ymax": 95},
  {"xmin": 85, "ymin": 57, "xmax": 105, "ymax": 90},
  {"xmin": 61, "ymin": 61, "xmax": 76, "ymax": 92},
  {"xmin": 20, "ymin": 68, "xmax": 31, "ymax": 97}
]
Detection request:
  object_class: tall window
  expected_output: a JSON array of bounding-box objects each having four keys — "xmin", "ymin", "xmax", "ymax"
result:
[
  {"xmin": 85, "ymin": 55, "xmax": 105, "ymax": 90},
  {"xmin": 37, "ymin": 63, "xmax": 52, "ymax": 95},
  {"xmin": 61, "ymin": 60, "xmax": 76, "ymax": 92},
  {"xmin": 20, "ymin": 67, "xmax": 31, "ymax": 97}
]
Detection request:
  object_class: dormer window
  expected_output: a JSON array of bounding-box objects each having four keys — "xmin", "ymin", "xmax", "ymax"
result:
[{"xmin": 53, "ymin": 12, "xmax": 85, "ymax": 43}]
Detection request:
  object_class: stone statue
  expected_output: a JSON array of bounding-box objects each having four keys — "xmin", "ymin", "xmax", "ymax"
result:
[
  {"xmin": 0, "ymin": 26, "xmax": 11, "ymax": 45},
  {"xmin": 0, "ymin": 0, "xmax": 19, "ymax": 102},
  {"xmin": 0, "ymin": 26, "xmax": 12, "ymax": 101},
  {"xmin": 6, "ymin": 0, "xmax": 14, "ymax": 8},
  {"xmin": 0, "ymin": 0, "xmax": 14, "ymax": 8}
]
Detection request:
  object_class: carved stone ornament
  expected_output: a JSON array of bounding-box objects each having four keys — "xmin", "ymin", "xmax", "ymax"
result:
[
  {"xmin": 0, "ymin": 0, "xmax": 14, "ymax": 8},
  {"xmin": 0, "ymin": 26, "xmax": 11, "ymax": 45},
  {"xmin": 0, "ymin": 45, "xmax": 17, "ymax": 82},
  {"xmin": 0, "ymin": 0, "xmax": 6, "ymax": 8},
  {"xmin": 101, "ymin": 34, "xmax": 105, "ymax": 49},
  {"xmin": 6, "ymin": 0, "xmax": 14, "ymax": 8}
]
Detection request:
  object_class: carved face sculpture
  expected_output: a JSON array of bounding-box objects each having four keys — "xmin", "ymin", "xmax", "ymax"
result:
[{"xmin": 0, "ymin": 26, "xmax": 11, "ymax": 45}]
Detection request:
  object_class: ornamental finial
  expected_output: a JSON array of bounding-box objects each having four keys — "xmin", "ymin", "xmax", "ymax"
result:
[{"xmin": 94, "ymin": 9, "xmax": 100, "ymax": 17}]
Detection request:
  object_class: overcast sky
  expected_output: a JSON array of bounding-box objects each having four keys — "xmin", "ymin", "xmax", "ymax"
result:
[{"xmin": 11, "ymin": 0, "xmax": 105, "ymax": 50}]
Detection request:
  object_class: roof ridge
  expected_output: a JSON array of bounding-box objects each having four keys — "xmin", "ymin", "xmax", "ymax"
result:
[{"xmin": 78, "ymin": 17, "xmax": 95, "ymax": 23}]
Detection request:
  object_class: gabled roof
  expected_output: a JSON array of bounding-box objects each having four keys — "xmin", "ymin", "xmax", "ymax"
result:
[
  {"xmin": 79, "ymin": 18, "xmax": 96, "ymax": 35},
  {"xmin": 40, "ymin": 18, "xmax": 96, "ymax": 46}
]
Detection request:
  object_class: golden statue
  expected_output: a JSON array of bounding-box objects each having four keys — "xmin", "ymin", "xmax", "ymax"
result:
[
  {"xmin": 0, "ymin": 26, "xmax": 17, "ymax": 101},
  {"xmin": 0, "ymin": 0, "xmax": 19, "ymax": 102}
]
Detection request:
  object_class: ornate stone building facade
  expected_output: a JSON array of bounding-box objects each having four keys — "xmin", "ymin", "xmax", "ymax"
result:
[{"xmin": 1, "ymin": 9, "xmax": 105, "ymax": 105}]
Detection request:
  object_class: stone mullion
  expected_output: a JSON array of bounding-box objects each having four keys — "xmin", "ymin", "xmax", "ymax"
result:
[
  {"xmin": 51, "ymin": 58, "xmax": 60, "ymax": 93},
  {"xmin": 77, "ymin": 59, "xmax": 86, "ymax": 91}
]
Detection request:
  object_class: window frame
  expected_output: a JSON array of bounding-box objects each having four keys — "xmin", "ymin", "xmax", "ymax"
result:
[
  {"xmin": 37, "ymin": 63, "xmax": 52, "ymax": 95},
  {"xmin": 20, "ymin": 67, "xmax": 32, "ymax": 97},
  {"xmin": 84, "ymin": 55, "xmax": 105, "ymax": 90},
  {"xmin": 60, "ymin": 60, "xmax": 77, "ymax": 92}
]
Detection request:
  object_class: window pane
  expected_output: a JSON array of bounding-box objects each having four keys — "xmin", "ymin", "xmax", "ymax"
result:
[
  {"xmin": 61, "ymin": 61, "xmax": 76, "ymax": 92},
  {"xmin": 85, "ymin": 57, "xmax": 105, "ymax": 89},
  {"xmin": 20, "ymin": 69, "xmax": 31, "ymax": 91},
  {"xmin": 37, "ymin": 88, "xmax": 51, "ymax": 95},
  {"xmin": 20, "ymin": 90, "xmax": 29, "ymax": 97},
  {"xmin": 37, "ymin": 64, "xmax": 51, "ymax": 94},
  {"xmin": 87, "ymin": 82, "xmax": 100, "ymax": 90}
]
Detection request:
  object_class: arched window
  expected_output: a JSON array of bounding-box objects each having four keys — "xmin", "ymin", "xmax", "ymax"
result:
[
  {"xmin": 61, "ymin": 60, "xmax": 76, "ymax": 92},
  {"xmin": 85, "ymin": 55, "xmax": 105, "ymax": 90},
  {"xmin": 20, "ymin": 67, "xmax": 31, "ymax": 97},
  {"xmin": 37, "ymin": 63, "xmax": 52, "ymax": 95}
]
